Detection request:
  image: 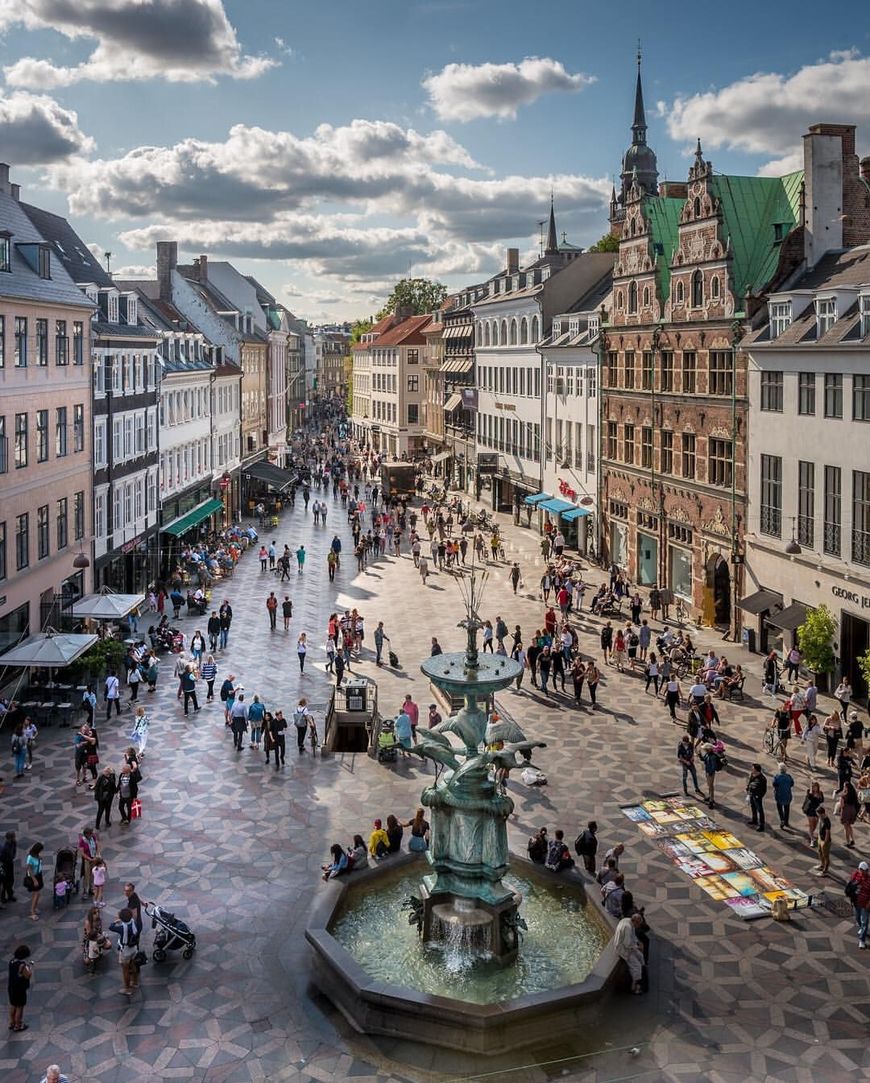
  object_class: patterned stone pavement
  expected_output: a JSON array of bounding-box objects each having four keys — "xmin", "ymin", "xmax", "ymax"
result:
[{"xmin": 1, "ymin": 483, "xmax": 868, "ymax": 1083}]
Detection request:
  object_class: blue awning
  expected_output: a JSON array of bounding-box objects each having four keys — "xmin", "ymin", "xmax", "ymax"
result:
[
  {"xmin": 523, "ymin": 492, "xmax": 551, "ymax": 505},
  {"xmin": 562, "ymin": 506, "xmax": 591, "ymax": 522},
  {"xmin": 539, "ymin": 498, "xmax": 575, "ymax": 515}
]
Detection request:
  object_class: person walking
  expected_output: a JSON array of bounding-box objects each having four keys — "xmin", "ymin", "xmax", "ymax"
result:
[
  {"xmin": 181, "ymin": 666, "xmax": 200, "ymax": 716},
  {"xmin": 296, "ymin": 545, "xmax": 306, "ymax": 574},
  {"xmin": 509, "ymin": 563, "xmax": 521, "ymax": 594},
  {"xmin": 802, "ymin": 714, "xmax": 821, "ymax": 771},
  {"xmin": 838, "ymin": 780, "xmax": 860, "ymax": 848},
  {"xmin": 644, "ymin": 653, "xmax": 660, "ymax": 695},
  {"xmin": 614, "ymin": 913, "xmax": 645, "ymax": 996},
  {"xmin": 282, "ymin": 596, "xmax": 293, "ymax": 631},
  {"xmin": 297, "ymin": 633, "xmax": 308, "ymax": 673},
  {"xmin": 586, "ymin": 659, "xmax": 600, "ymax": 709},
  {"xmin": 247, "ymin": 695, "xmax": 265, "ymax": 750},
  {"xmin": 104, "ymin": 671, "xmax": 121, "ymax": 720},
  {"xmin": 230, "ymin": 694, "xmax": 249, "ymax": 752},
  {"xmin": 834, "ymin": 676, "xmax": 852, "ymax": 718},
  {"xmin": 266, "ymin": 592, "xmax": 278, "ymax": 631},
  {"xmin": 814, "ymin": 805, "xmax": 832, "ymax": 876},
  {"xmin": 772, "ymin": 763, "xmax": 794, "ymax": 829},
  {"xmin": 403, "ymin": 695, "xmax": 419, "ymax": 745},
  {"xmin": 0, "ymin": 831, "xmax": 17, "ymax": 904},
  {"xmin": 25, "ymin": 843, "xmax": 44, "ymax": 920},
  {"xmin": 108, "ymin": 906, "xmax": 141, "ymax": 997},
  {"xmin": 7, "ymin": 944, "xmax": 32, "ymax": 1031},
  {"xmin": 374, "ymin": 622, "xmax": 388, "ymax": 667},
  {"xmin": 126, "ymin": 660, "xmax": 141, "ymax": 705},
  {"xmin": 271, "ymin": 711, "xmax": 287, "ymax": 768},
  {"xmin": 200, "ymin": 655, "xmax": 218, "ymax": 701},
  {"xmin": 664, "ymin": 674, "xmax": 682, "ymax": 722},
  {"xmin": 846, "ymin": 861, "xmax": 870, "ymax": 949},
  {"xmin": 746, "ymin": 763, "xmax": 768, "ymax": 832},
  {"xmin": 600, "ymin": 623, "xmax": 613, "ymax": 665},
  {"xmin": 116, "ymin": 764, "xmax": 140, "ymax": 826},
  {"xmin": 11, "ymin": 723, "xmax": 27, "ymax": 780},
  {"xmin": 293, "ymin": 699, "xmax": 312, "ymax": 753},
  {"xmin": 94, "ymin": 767, "xmax": 116, "ymax": 830},
  {"xmin": 699, "ymin": 742, "xmax": 719, "ymax": 809},
  {"xmin": 677, "ymin": 735, "xmax": 704, "ymax": 798},
  {"xmin": 218, "ymin": 602, "xmax": 233, "ymax": 649}
]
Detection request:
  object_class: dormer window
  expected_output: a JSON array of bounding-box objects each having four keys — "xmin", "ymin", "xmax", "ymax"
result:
[
  {"xmin": 38, "ymin": 245, "xmax": 51, "ymax": 279},
  {"xmin": 816, "ymin": 297, "xmax": 836, "ymax": 337},
  {"xmin": 0, "ymin": 232, "xmax": 10, "ymax": 272},
  {"xmin": 769, "ymin": 301, "xmax": 792, "ymax": 338},
  {"xmin": 587, "ymin": 315, "xmax": 599, "ymax": 337},
  {"xmin": 126, "ymin": 295, "xmax": 138, "ymax": 326},
  {"xmin": 107, "ymin": 292, "xmax": 119, "ymax": 324},
  {"xmin": 860, "ymin": 296, "xmax": 870, "ymax": 339}
]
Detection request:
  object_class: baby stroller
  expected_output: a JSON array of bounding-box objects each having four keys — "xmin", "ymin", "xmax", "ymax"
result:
[
  {"xmin": 53, "ymin": 848, "xmax": 79, "ymax": 902},
  {"xmin": 146, "ymin": 902, "xmax": 196, "ymax": 961},
  {"xmin": 388, "ymin": 649, "xmax": 400, "ymax": 668},
  {"xmin": 377, "ymin": 721, "xmax": 398, "ymax": 764}
]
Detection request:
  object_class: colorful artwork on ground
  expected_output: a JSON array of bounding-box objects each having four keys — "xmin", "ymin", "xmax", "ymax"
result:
[{"xmin": 621, "ymin": 796, "xmax": 811, "ymax": 920}]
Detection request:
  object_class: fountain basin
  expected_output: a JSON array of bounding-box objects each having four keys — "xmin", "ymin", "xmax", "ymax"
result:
[{"xmin": 306, "ymin": 852, "xmax": 621, "ymax": 1054}]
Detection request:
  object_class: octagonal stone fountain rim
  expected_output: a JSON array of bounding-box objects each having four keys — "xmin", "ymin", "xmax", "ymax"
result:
[{"xmin": 305, "ymin": 851, "xmax": 623, "ymax": 1053}]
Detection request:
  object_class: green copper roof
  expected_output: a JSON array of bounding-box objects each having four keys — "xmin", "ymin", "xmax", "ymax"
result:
[
  {"xmin": 642, "ymin": 170, "xmax": 804, "ymax": 306},
  {"xmin": 711, "ymin": 170, "xmax": 803, "ymax": 299},
  {"xmin": 645, "ymin": 196, "xmax": 683, "ymax": 297}
]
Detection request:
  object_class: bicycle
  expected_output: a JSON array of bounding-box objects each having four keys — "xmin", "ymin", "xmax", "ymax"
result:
[
  {"xmin": 674, "ymin": 598, "xmax": 688, "ymax": 626},
  {"xmin": 308, "ymin": 718, "xmax": 320, "ymax": 756}
]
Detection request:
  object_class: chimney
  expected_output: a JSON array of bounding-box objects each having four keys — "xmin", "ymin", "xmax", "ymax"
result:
[
  {"xmin": 198, "ymin": 254, "xmax": 208, "ymax": 283},
  {"xmin": 156, "ymin": 240, "xmax": 177, "ymax": 302},
  {"xmin": 10, "ymin": 183, "xmax": 19, "ymax": 201},
  {"xmin": 506, "ymin": 247, "xmax": 519, "ymax": 275},
  {"xmin": 0, "ymin": 163, "xmax": 10, "ymax": 197},
  {"xmin": 802, "ymin": 126, "xmax": 844, "ymax": 268}
]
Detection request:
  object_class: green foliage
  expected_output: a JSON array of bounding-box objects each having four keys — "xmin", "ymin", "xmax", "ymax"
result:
[
  {"xmin": 857, "ymin": 648, "xmax": 870, "ymax": 691},
  {"xmin": 587, "ymin": 232, "xmax": 620, "ymax": 253},
  {"xmin": 350, "ymin": 318, "xmax": 372, "ymax": 345},
  {"xmin": 797, "ymin": 604, "xmax": 837, "ymax": 674},
  {"xmin": 68, "ymin": 637, "xmax": 127, "ymax": 680},
  {"xmin": 376, "ymin": 278, "xmax": 447, "ymax": 320}
]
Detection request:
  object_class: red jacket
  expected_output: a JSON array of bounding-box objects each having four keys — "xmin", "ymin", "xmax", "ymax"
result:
[{"xmin": 849, "ymin": 869, "xmax": 870, "ymax": 908}]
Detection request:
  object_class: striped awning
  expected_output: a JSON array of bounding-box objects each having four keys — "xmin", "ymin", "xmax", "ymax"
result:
[
  {"xmin": 443, "ymin": 392, "xmax": 463, "ymax": 412},
  {"xmin": 440, "ymin": 357, "xmax": 473, "ymax": 373}
]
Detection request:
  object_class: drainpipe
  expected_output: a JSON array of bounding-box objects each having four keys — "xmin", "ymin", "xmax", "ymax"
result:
[
  {"xmin": 594, "ymin": 327, "xmax": 607, "ymax": 562},
  {"xmin": 651, "ymin": 324, "xmax": 664, "ymax": 590},
  {"xmin": 729, "ymin": 316, "xmax": 743, "ymax": 642}
]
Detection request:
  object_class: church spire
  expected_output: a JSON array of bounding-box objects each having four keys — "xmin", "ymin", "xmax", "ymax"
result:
[
  {"xmin": 545, "ymin": 191, "xmax": 558, "ymax": 254},
  {"xmin": 632, "ymin": 43, "xmax": 647, "ymax": 144}
]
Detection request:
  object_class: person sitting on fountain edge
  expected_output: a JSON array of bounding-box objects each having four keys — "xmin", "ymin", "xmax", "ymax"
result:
[
  {"xmin": 544, "ymin": 830, "xmax": 574, "ymax": 872},
  {"xmin": 368, "ymin": 819, "xmax": 390, "ymax": 860},
  {"xmin": 527, "ymin": 827, "xmax": 548, "ymax": 864}
]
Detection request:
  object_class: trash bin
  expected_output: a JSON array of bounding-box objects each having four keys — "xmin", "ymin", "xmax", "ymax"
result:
[{"xmin": 742, "ymin": 627, "xmax": 756, "ymax": 654}]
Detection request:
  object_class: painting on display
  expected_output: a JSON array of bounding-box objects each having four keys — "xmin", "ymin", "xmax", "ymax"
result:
[{"xmin": 620, "ymin": 796, "xmax": 812, "ymax": 920}]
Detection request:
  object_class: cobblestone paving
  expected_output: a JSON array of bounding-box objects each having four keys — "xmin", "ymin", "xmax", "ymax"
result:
[{"xmin": 1, "ymin": 486, "xmax": 868, "ymax": 1083}]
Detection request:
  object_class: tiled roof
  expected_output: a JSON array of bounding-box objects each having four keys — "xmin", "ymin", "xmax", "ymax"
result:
[
  {"xmin": 92, "ymin": 320, "xmax": 160, "ymax": 340},
  {"xmin": 19, "ymin": 201, "xmax": 112, "ymax": 287},
  {"xmin": 374, "ymin": 313, "xmax": 432, "ymax": 346},
  {"xmin": 0, "ymin": 193, "xmax": 95, "ymax": 310},
  {"xmin": 793, "ymin": 246, "xmax": 870, "ymax": 289}
]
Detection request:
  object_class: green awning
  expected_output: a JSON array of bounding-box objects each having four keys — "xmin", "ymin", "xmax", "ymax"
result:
[{"xmin": 161, "ymin": 498, "xmax": 224, "ymax": 537}]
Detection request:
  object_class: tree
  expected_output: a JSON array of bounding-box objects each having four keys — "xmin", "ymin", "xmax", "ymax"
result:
[
  {"xmin": 587, "ymin": 232, "xmax": 619, "ymax": 253},
  {"xmin": 350, "ymin": 318, "xmax": 372, "ymax": 345},
  {"xmin": 376, "ymin": 277, "xmax": 447, "ymax": 320},
  {"xmin": 858, "ymin": 648, "xmax": 870, "ymax": 693},
  {"xmin": 797, "ymin": 604, "xmax": 837, "ymax": 675}
]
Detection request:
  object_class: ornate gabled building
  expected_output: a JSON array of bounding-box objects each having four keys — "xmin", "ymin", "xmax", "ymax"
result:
[{"xmin": 600, "ymin": 60, "xmax": 806, "ymax": 631}]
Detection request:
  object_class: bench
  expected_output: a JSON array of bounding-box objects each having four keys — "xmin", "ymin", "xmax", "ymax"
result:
[{"xmin": 724, "ymin": 676, "xmax": 746, "ymax": 702}]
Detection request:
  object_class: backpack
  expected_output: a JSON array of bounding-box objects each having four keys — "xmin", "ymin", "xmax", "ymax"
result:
[
  {"xmin": 709, "ymin": 751, "xmax": 723, "ymax": 773},
  {"xmin": 293, "ymin": 708, "xmax": 308, "ymax": 729},
  {"xmin": 544, "ymin": 839, "xmax": 565, "ymax": 871},
  {"xmin": 845, "ymin": 878, "xmax": 859, "ymax": 901}
]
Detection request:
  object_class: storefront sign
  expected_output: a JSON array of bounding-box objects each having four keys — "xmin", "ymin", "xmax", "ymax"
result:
[
  {"xmin": 558, "ymin": 478, "xmax": 578, "ymax": 501},
  {"xmin": 831, "ymin": 584, "xmax": 870, "ymax": 610},
  {"xmin": 121, "ymin": 534, "xmax": 144, "ymax": 554},
  {"xmin": 477, "ymin": 453, "xmax": 499, "ymax": 473}
]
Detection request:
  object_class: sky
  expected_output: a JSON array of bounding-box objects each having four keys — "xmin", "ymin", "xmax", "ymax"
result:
[{"xmin": 0, "ymin": 0, "xmax": 868, "ymax": 323}]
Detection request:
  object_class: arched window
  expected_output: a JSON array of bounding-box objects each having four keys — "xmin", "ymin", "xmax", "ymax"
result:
[
  {"xmin": 628, "ymin": 281, "xmax": 638, "ymax": 314},
  {"xmin": 642, "ymin": 286, "xmax": 650, "ymax": 308},
  {"xmin": 500, "ymin": 319, "xmax": 508, "ymax": 345},
  {"xmin": 711, "ymin": 275, "xmax": 720, "ymax": 300},
  {"xmin": 676, "ymin": 281, "xmax": 684, "ymax": 304},
  {"xmin": 630, "ymin": 219, "xmax": 636, "ymax": 237},
  {"xmin": 510, "ymin": 319, "xmax": 518, "ymax": 345},
  {"xmin": 492, "ymin": 321, "xmax": 500, "ymax": 346},
  {"xmin": 616, "ymin": 290, "xmax": 624, "ymax": 311},
  {"xmin": 693, "ymin": 196, "xmax": 701, "ymax": 218},
  {"xmin": 519, "ymin": 317, "xmax": 528, "ymax": 344},
  {"xmin": 530, "ymin": 315, "xmax": 539, "ymax": 343},
  {"xmin": 484, "ymin": 322, "xmax": 491, "ymax": 347},
  {"xmin": 691, "ymin": 269, "xmax": 704, "ymax": 308},
  {"xmin": 476, "ymin": 322, "xmax": 482, "ymax": 346}
]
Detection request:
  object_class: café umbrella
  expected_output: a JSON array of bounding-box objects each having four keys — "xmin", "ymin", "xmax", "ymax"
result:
[
  {"xmin": 0, "ymin": 629, "xmax": 98, "ymax": 669},
  {"xmin": 71, "ymin": 588, "xmax": 146, "ymax": 622}
]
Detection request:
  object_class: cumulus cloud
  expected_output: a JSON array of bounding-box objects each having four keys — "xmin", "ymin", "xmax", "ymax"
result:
[
  {"xmin": 0, "ymin": 91, "xmax": 94, "ymax": 163},
  {"xmin": 1, "ymin": 0, "xmax": 274, "ymax": 86},
  {"xmin": 663, "ymin": 50, "xmax": 870, "ymax": 164},
  {"xmin": 423, "ymin": 57, "xmax": 594, "ymax": 122},
  {"xmin": 48, "ymin": 119, "xmax": 482, "ymax": 221}
]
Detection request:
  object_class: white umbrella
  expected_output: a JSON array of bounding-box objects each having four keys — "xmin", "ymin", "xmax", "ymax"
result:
[
  {"xmin": 0, "ymin": 630, "xmax": 98, "ymax": 668},
  {"xmin": 71, "ymin": 588, "xmax": 146, "ymax": 622}
]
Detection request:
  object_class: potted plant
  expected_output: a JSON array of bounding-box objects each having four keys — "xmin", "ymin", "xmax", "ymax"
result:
[{"xmin": 796, "ymin": 604, "xmax": 837, "ymax": 693}]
